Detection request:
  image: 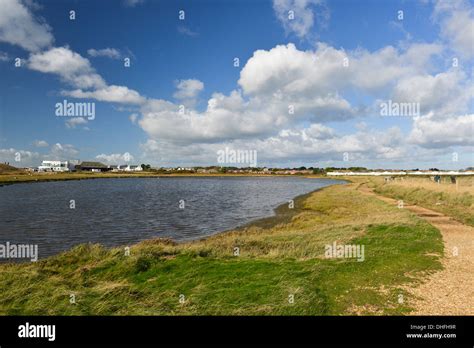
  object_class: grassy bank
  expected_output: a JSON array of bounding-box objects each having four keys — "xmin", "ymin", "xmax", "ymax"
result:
[
  {"xmin": 366, "ymin": 176, "xmax": 474, "ymax": 227},
  {"xmin": 0, "ymin": 182, "xmax": 443, "ymax": 315},
  {"xmin": 0, "ymin": 171, "xmax": 328, "ymax": 186}
]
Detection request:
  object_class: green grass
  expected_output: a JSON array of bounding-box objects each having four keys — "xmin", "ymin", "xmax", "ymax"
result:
[
  {"xmin": 371, "ymin": 180, "xmax": 474, "ymax": 227},
  {"xmin": 0, "ymin": 183, "xmax": 443, "ymax": 315}
]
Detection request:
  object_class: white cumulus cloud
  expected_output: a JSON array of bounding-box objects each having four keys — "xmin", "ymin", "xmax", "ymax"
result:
[
  {"xmin": 64, "ymin": 85, "xmax": 146, "ymax": 105},
  {"xmin": 33, "ymin": 140, "xmax": 49, "ymax": 147},
  {"xmin": 173, "ymin": 79, "xmax": 204, "ymax": 107},
  {"xmin": 96, "ymin": 152, "xmax": 134, "ymax": 164},
  {"xmin": 409, "ymin": 114, "xmax": 474, "ymax": 148},
  {"xmin": 272, "ymin": 0, "xmax": 329, "ymax": 38},
  {"xmin": 87, "ymin": 48, "xmax": 121, "ymax": 59},
  {"xmin": 28, "ymin": 46, "xmax": 106, "ymax": 89},
  {"xmin": 0, "ymin": 0, "xmax": 53, "ymax": 52}
]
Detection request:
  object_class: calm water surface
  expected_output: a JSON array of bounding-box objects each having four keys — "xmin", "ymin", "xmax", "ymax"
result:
[{"xmin": 0, "ymin": 177, "xmax": 342, "ymax": 258}]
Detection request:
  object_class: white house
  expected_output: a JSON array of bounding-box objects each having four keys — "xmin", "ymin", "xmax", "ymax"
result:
[
  {"xmin": 116, "ymin": 164, "xmax": 143, "ymax": 172},
  {"xmin": 127, "ymin": 165, "xmax": 143, "ymax": 172},
  {"xmin": 38, "ymin": 160, "xmax": 73, "ymax": 172}
]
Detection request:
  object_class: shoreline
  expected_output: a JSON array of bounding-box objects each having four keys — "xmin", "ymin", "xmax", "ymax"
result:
[
  {"xmin": 1, "ymin": 175, "xmax": 346, "ymax": 262},
  {"xmin": 0, "ymin": 172, "xmax": 331, "ymax": 187},
  {"xmin": 186, "ymin": 179, "xmax": 347, "ymax": 245}
]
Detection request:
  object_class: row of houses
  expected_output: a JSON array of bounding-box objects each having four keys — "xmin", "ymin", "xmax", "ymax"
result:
[
  {"xmin": 36, "ymin": 160, "xmax": 143, "ymax": 172},
  {"xmin": 194, "ymin": 167, "xmax": 314, "ymax": 175},
  {"xmin": 77, "ymin": 162, "xmax": 143, "ymax": 172},
  {"xmin": 108, "ymin": 164, "xmax": 143, "ymax": 172}
]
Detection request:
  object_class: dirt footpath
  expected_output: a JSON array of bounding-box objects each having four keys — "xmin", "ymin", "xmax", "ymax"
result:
[{"xmin": 357, "ymin": 183, "xmax": 474, "ymax": 315}]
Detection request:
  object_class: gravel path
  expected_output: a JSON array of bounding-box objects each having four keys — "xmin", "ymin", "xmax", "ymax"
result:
[{"xmin": 358, "ymin": 183, "xmax": 474, "ymax": 315}]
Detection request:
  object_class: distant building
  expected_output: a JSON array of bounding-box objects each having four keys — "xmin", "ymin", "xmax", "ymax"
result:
[
  {"xmin": 38, "ymin": 160, "xmax": 73, "ymax": 172},
  {"xmin": 76, "ymin": 161, "xmax": 110, "ymax": 172},
  {"xmin": 114, "ymin": 164, "xmax": 143, "ymax": 172},
  {"xmin": 127, "ymin": 165, "xmax": 143, "ymax": 172},
  {"xmin": 197, "ymin": 168, "xmax": 218, "ymax": 174}
]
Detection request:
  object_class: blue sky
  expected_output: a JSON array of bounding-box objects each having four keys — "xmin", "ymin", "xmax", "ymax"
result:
[{"xmin": 0, "ymin": 0, "xmax": 473, "ymax": 169}]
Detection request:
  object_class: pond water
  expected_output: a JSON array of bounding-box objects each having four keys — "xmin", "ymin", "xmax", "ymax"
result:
[{"xmin": 0, "ymin": 177, "xmax": 342, "ymax": 259}]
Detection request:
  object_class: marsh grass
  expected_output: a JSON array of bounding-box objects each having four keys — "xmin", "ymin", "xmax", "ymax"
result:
[
  {"xmin": 369, "ymin": 176, "xmax": 474, "ymax": 226},
  {"xmin": 0, "ymin": 183, "xmax": 443, "ymax": 315},
  {"xmin": 0, "ymin": 171, "xmax": 301, "ymax": 186}
]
